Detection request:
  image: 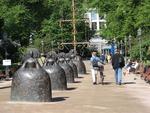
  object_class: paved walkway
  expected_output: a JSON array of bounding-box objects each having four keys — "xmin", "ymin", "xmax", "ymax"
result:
[
  {"xmin": 0, "ymin": 81, "xmax": 11, "ymax": 89},
  {"xmin": 0, "ymin": 61, "xmax": 150, "ymax": 113}
]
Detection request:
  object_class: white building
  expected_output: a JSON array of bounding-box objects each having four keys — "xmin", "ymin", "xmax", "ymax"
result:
[
  {"xmin": 85, "ymin": 8, "xmax": 106, "ymax": 32},
  {"xmin": 85, "ymin": 8, "xmax": 114, "ymax": 54}
]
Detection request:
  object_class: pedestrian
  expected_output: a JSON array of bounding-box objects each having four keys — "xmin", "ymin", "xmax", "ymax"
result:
[
  {"xmin": 112, "ymin": 49, "xmax": 125, "ymax": 85},
  {"xmin": 100, "ymin": 53, "xmax": 105, "ymax": 64},
  {"xmin": 123, "ymin": 59, "xmax": 133, "ymax": 76},
  {"xmin": 38, "ymin": 53, "xmax": 46, "ymax": 67},
  {"xmin": 90, "ymin": 50, "xmax": 104, "ymax": 85},
  {"xmin": 107, "ymin": 54, "xmax": 111, "ymax": 63}
]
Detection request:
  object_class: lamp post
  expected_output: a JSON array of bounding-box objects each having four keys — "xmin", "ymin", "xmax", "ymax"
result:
[
  {"xmin": 2, "ymin": 34, "xmax": 11, "ymax": 80},
  {"xmin": 120, "ymin": 40, "xmax": 123, "ymax": 54},
  {"xmin": 128, "ymin": 35, "xmax": 132, "ymax": 57},
  {"xmin": 124, "ymin": 37, "xmax": 127, "ymax": 64},
  {"xmin": 137, "ymin": 28, "xmax": 142, "ymax": 61}
]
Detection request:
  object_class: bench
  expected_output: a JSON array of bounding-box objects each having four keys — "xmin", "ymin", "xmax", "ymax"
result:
[
  {"xmin": 0, "ymin": 71, "xmax": 6, "ymax": 80},
  {"xmin": 135, "ymin": 63, "xmax": 145, "ymax": 74},
  {"xmin": 129, "ymin": 63, "xmax": 141, "ymax": 74},
  {"xmin": 0, "ymin": 64, "xmax": 20, "ymax": 80}
]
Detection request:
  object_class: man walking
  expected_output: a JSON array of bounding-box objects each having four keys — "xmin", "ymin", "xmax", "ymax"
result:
[
  {"xmin": 112, "ymin": 49, "xmax": 125, "ymax": 85},
  {"xmin": 90, "ymin": 50, "xmax": 104, "ymax": 85}
]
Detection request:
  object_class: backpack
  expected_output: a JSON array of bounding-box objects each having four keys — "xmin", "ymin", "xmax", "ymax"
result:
[
  {"xmin": 119, "ymin": 56, "xmax": 125, "ymax": 67},
  {"xmin": 92, "ymin": 58, "xmax": 99, "ymax": 67}
]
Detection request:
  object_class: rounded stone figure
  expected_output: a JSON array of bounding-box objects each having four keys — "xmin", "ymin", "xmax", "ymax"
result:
[
  {"xmin": 59, "ymin": 58, "xmax": 74, "ymax": 83},
  {"xmin": 66, "ymin": 58, "xmax": 78, "ymax": 78},
  {"xmin": 43, "ymin": 59, "xmax": 67, "ymax": 90},
  {"xmin": 73, "ymin": 55, "xmax": 86, "ymax": 74},
  {"xmin": 11, "ymin": 58, "xmax": 52, "ymax": 102}
]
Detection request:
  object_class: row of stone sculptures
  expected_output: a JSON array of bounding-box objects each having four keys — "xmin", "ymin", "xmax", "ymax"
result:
[{"xmin": 11, "ymin": 51, "xmax": 86, "ymax": 102}]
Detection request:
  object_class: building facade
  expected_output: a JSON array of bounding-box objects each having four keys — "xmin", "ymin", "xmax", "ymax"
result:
[{"xmin": 85, "ymin": 9, "xmax": 106, "ymax": 32}]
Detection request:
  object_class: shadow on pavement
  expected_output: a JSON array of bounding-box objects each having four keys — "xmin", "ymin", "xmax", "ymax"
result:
[
  {"xmin": 67, "ymin": 87, "xmax": 77, "ymax": 91},
  {"xmin": 122, "ymin": 82, "xmax": 136, "ymax": 85},
  {"xmin": 52, "ymin": 97, "xmax": 69, "ymax": 102},
  {"xmin": 77, "ymin": 77, "xmax": 84, "ymax": 79},
  {"xmin": 74, "ymin": 81, "xmax": 81, "ymax": 83},
  {"xmin": 98, "ymin": 82, "xmax": 113, "ymax": 85}
]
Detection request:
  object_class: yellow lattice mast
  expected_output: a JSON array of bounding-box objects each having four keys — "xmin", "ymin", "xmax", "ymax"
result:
[{"xmin": 59, "ymin": 0, "xmax": 89, "ymax": 53}]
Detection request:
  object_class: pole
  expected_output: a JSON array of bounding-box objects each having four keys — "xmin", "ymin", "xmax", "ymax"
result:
[
  {"xmin": 72, "ymin": 0, "xmax": 77, "ymax": 54},
  {"xmin": 120, "ymin": 40, "xmax": 123, "ymax": 54},
  {"xmin": 124, "ymin": 37, "xmax": 127, "ymax": 64},
  {"xmin": 139, "ymin": 36, "xmax": 142, "ymax": 61},
  {"xmin": 4, "ymin": 47, "xmax": 9, "ymax": 80},
  {"xmin": 137, "ymin": 28, "xmax": 142, "ymax": 61},
  {"xmin": 128, "ymin": 35, "xmax": 131, "ymax": 58}
]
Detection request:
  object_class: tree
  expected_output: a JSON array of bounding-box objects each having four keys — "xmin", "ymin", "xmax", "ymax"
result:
[
  {"xmin": 0, "ymin": 0, "xmax": 89, "ymax": 55},
  {"xmin": 88, "ymin": 0, "xmax": 150, "ymax": 60}
]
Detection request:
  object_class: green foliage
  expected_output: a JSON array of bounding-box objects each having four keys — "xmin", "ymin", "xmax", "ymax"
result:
[
  {"xmin": 0, "ymin": 0, "xmax": 149, "ymax": 60},
  {"xmin": 130, "ymin": 34, "xmax": 150, "ymax": 61},
  {"xmin": 88, "ymin": 0, "xmax": 149, "ymax": 38},
  {"xmin": 88, "ymin": 0, "xmax": 150, "ymax": 60},
  {"xmin": 0, "ymin": 0, "xmax": 88, "ymax": 55}
]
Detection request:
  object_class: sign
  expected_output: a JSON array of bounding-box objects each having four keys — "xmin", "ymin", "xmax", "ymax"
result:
[{"xmin": 3, "ymin": 59, "xmax": 11, "ymax": 66}]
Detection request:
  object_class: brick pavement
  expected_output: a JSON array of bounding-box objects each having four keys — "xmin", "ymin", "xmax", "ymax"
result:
[{"xmin": 0, "ymin": 60, "xmax": 150, "ymax": 113}]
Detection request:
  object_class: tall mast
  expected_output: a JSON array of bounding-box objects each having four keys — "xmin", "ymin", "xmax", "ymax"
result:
[{"xmin": 72, "ymin": 0, "xmax": 77, "ymax": 53}]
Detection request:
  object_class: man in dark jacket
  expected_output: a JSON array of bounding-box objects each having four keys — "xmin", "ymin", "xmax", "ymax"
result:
[{"xmin": 112, "ymin": 49, "xmax": 125, "ymax": 85}]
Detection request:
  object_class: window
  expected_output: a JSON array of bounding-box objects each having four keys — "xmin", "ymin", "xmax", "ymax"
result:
[
  {"xmin": 91, "ymin": 11, "xmax": 97, "ymax": 21},
  {"xmin": 92, "ymin": 22, "xmax": 97, "ymax": 30}
]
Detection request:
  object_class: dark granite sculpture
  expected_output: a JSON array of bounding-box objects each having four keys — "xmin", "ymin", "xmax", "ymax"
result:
[
  {"xmin": 43, "ymin": 58, "xmax": 67, "ymax": 90},
  {"xmin": 66, "ymin": 57, "xmax": 78, "ymax": 78},
  {"xmin": 72, "ymin": 54, "xmax": 86, "ymax": 74},
  {"xmin": 58, "ymin": 57, "xmax": 74, "ymax": 83},
  {"xmin": 11, "ymin": 58, "xmax": 52, "ymax": 102}
]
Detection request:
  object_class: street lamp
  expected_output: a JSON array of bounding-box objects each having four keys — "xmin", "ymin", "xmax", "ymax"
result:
[
  {"xmin": 128, "ymin": 35, "xmax": 132, "ymax": 58},
  {"xmin": 1, "ymin": 41, "xmax": 11, "ymax": 80},
  {"xmin": 120, "ymin": 40, "xmax": 123, "ymax": 54},
  {"xmin": 137, "ymin": 28, "xmax": 142, "ymax": 61},
  {"xmin": 128, "ymin": 35, "xmax": 132, "ymax": 49},
  {"xmin": 124, "ymin": 37, "xmax": 127, "ymax": 64}
]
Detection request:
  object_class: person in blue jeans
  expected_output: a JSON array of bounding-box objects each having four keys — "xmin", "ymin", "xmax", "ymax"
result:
[{"xmin": 112, "ymin": 49, "xmax": 125, "ymax": 85}]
